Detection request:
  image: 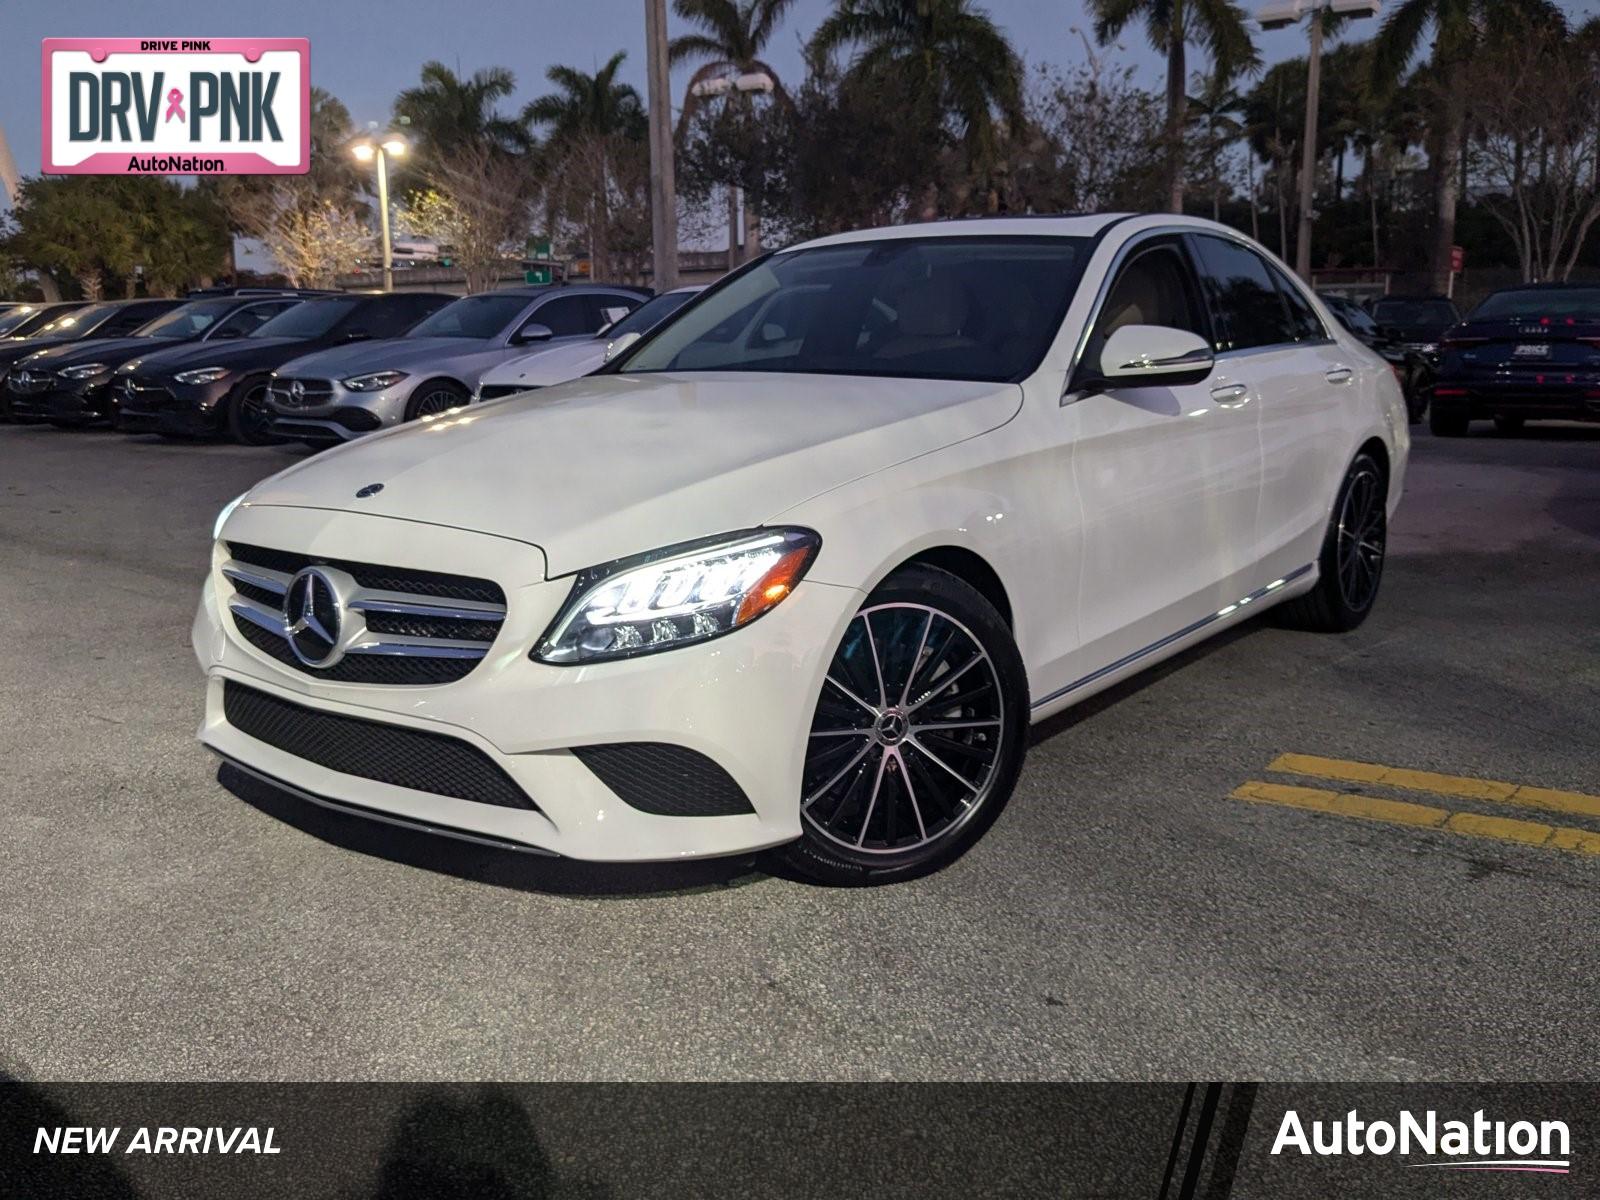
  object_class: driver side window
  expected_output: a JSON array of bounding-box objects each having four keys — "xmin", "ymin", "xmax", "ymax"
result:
[{"xmin": 1086, "ymin": 243, "xmax": 1206, "ymax": 374}]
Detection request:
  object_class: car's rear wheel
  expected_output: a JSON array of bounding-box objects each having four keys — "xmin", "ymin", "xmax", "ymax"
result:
[
  {"xmin": 1277, "ymin": 451, "xmax": 1388, "ymax": 633},
  {"xmin": 1493, "ymin": 415, "xmax": 1525, "ymax": 435},
  {"xmin": 1429, "ymin": 405, "xmax": 1469, "ymax": 437},
  {"xmin": 404, "ymin": 380, "xmax": 468, "ymax": 421},
  {"xmin": 225, "ymin": 376, "xmax": 276, "ymax": 445},
  {"xmin": 773, "ymin": 565, "xmax": 1028, "ymax": 886}
]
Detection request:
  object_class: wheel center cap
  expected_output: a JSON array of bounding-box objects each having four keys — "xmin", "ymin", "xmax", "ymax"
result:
[{"xmin": 874, "ymin": 709, "xmax": 909, "ymax": 745}]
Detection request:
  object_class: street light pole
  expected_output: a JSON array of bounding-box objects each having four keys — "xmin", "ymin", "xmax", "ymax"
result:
[
  {"xmin": 645, "ymin": 0, "xmax": 679, "ymax": 291},
  {"xmin": 375, "ymin": 145, "xmax": 393, "ymax": 293},
  {"xmin": 1295, "ymin": 7, "xmax": 1324, "ymax": 282}
]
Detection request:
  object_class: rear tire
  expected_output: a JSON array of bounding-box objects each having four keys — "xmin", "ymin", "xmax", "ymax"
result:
[
  {"xmin": 1429, "ymin": 405, "xmax": 1469, "ymax": 437},
  {"xmin": 772, "ymin": 564, "xmax": 1028, "ymax": 887},
  {"xmin": 225, "ymin": 376, "xmax": 276, "ymax": 445},
  {"xmin": 1276, "ymin": 451, "xmax": 1388, "ymax": 633},
  {"xmin": 1493, "ymin": 415, "xmax": 1525, "ymax": 435}
]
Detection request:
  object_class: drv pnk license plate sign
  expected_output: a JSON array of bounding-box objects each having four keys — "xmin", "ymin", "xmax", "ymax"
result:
[{"xmin": 43, "ymin": 38, "xmax": 309, "ymax": 175}]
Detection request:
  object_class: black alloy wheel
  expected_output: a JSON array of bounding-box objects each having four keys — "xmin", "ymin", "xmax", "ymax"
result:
[
  {"xmin": 227, "ymin": 377, "xmax": 277, "ymax": 445},
  {"xmin": 1277, "ymin": 451, "xmax": 1389, "ymax": 633}
]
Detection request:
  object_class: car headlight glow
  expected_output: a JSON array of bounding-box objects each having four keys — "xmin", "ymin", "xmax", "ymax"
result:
[
  {"xmin": 534, "ymin": 528, "xmax": 820, "ymax": 665},
  {"xmin": 343, "ymin": 370, "xmax": 408, "ymax": 392},
  {"xmin": 175, "ymin": 366, "xmax": 232, "ymax": 385},
  {"xmin": 213, "ymin": 493, "xmax": 246, "ymax": 542},
  {"xmin": 57, "ymin": 362, "xmax": 108, "ymax": 379}
]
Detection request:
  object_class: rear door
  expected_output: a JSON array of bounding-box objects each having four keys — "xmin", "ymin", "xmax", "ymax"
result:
[
  {"xmin": 1067, "ymin": 234, "xmax": 1265, "ymax": 673},
  {"xmin": 1188, "ymin": 233, "xmax": 1349, "ymax": 584}
]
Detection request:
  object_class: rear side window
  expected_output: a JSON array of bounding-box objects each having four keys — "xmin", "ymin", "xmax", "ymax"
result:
[
  {"xmin": 1269, "ymin": 266, "xmax": 1327, "ymax": 342},
  {"xmin": 356, "ymin": 298, "xmax": 433, "ymax": 339},
  {"xmin": 103, "ymin": 303, "xmax": 174, "ymax": 336},
  {"xmin": 1191, "ymin": 235, "xmax": 1296, "ymax": 351},
  {"xmin": 530, "ymin": 295, "xmax": 593, "ymax": 337}
]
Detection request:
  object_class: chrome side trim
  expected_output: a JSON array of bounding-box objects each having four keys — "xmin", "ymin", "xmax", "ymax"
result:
[
  {"xmin": 209, "ymin": 750, "xmax": 560, "ymax": 857},
  {"xmin": 1030, "ymin": 564, "xmax": 1315, "ymax": 712}
]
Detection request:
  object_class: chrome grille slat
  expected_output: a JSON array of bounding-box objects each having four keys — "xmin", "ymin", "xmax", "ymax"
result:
[
  {"xmin": 347, "ymin": 589, "xmax": 506, "ymax": 621},
  {"xmin": 222, "ymin": 562, "xmax": 292, "ymax": 595},
  {"xmin": 346, "ymin": 635, "xmax": 492, "ymax": 659}
]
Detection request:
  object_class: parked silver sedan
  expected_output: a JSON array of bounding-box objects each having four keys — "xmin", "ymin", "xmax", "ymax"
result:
[{"xmin": 265, "ymin": 284, "xmax": 648, "ymax": 443}]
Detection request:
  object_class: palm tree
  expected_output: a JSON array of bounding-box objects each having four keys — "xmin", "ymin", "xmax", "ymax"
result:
[
  {"xmin": 1090, "ymin": 0, "xmax": 1259, "ymax": 215},
  {"xmin": 671, "ymin": 0, "xmax": 796, "ymax": 263},
  {"xmin": 394, "ymin": 63, "xmax": 525, "ymax": 164},
  {"xmin": 524, "ymin": 52, "xmax": 646, "ymax": 282},
  {"xmin": 811, "ymin": 0, "xmax": 1024, "ymax": 213},
  {"xmin": 1372, "ymin": 0, "xmax": 1564, "ymax": 291},
  {"xmin": 1186, "ymin": 66, "xmax": 1245, "ymax": 221}
]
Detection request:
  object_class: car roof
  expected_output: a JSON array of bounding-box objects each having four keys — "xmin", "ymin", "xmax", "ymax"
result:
[{"xmin": 788, "ymin": 213, "xmax": 1132, "ymax": 253}]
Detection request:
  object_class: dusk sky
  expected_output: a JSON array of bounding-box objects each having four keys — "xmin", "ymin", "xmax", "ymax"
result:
[{"xmin": 4, "ymin": 0, "xmax": 1599, "ymax": 215}]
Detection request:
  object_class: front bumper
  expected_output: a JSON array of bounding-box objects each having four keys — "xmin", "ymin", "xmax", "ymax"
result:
[
  {"xmin": 194, "ymin": 504, "xmax": 858, "ymax": 862},
  {"xmin": 7, "ymin": 375, "xmax": 117, "ymax": 422},
  {"xmin": 116, "ymin": 374, "xmax": 232, "ymax": 435},
  {"xmin": 267, "ymin": 377, "xmax": 408, "ymax": 443}
]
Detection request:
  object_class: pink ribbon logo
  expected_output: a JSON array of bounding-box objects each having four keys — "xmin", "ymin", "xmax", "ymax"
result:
[{"xmin": 164, "ymin": 88, "xmax": 185, "ymax": 123}]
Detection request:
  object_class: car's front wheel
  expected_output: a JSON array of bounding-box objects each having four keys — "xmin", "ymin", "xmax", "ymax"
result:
[
  {"xmin": 225, "ymin": 376, "xmax": 276, "ymax": 445},
  {"xmin": 774, "ymin": 564, "xmax": 1028, "ymax": 886},
  {"xmin": 405, "ymin": 380, "xmax": 468, "ymax": 421}
]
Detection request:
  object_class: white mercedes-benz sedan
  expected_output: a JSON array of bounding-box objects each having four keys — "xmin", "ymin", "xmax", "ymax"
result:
[{"xmin": 196, "ymin": 215, "xmax": 1407, "ymax": 885}]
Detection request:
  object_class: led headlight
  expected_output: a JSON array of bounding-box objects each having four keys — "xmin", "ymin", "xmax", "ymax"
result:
[
  {"xmin": 213, "ymin": 493, "xmax": 246, "ymax": 541},
  {"xmin": 343, "ymin": 370, "xmax": 408, "ymax": 392},
  {"xmin": 57, "ymin": 362, "xmax": 108, "ymax": 379},
  {"xmin": 535, "ymin": 528, "xmax": 820, "ymax": 665},
  {"xmin": 174, "ymin": 366, "xmax": 231, "ymax": 385}
]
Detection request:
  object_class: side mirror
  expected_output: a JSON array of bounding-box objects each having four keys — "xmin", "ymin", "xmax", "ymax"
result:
[
  {"xmin": 1091, "ymin": 325, "xmax": 1214, "ymax": 389},
  {"xmin": 602, "ymin": 330, "xmax": 642, "ymax": 363},
  {"xmin": 514, "ymin": 323, "xmax": 554, "ymax": 344}
]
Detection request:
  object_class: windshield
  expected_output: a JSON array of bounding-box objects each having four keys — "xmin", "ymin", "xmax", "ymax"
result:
[
  {"xmin": 134, "ymin": 299, "xmax": 241, "ymax": 340},
  {"xmin": 1472, "ymin": 288, "xmax": 1600, "ymax": 320},
  {"xmin": 251, "ymin": 298, "xmax": 359, "ymax": 339},
  {"xmin": 615, "ymin": 236, "xmax": 1089, "ymax": 382},
  {"xmin": 1372, "ymin": 299, "xmax": 1458, "ymax": 327},
  {"xmin": 34, "ymin": 302, "xmax": 117, "ymax": 337},
  {"xmin": 600, "ymin": 290, "xmax": 699, "ymax": 341},
  {"xmin": 0, "ymin": 306, "xmax": 49, "ymax": 336},
  {"xmin": 407, "ymin": 293, "xmax": 531, "ymax": 339}
]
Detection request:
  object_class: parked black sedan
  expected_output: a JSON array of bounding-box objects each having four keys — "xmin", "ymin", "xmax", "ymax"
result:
[
  {"xmin": 1, "ymin": 299, "xmax": 181, "ymax": 421},
  {"xmin": 1369, "ymin": 294, "xmax": 1461, "ymax": 423},
  {"xmin": 7, "ymin": 293, "xmax": 309, "ymax": 427},
  {"xmin": 1424, "ymin": 283, "xmax": 1600, "ymax": 436},
  {"xmin": 117, "ymin": 291, "xmax": 451, "ymax": 443}
]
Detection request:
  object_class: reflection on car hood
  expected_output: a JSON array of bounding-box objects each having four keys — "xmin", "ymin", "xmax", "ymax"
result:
[
  {"xmin": 14, "ymin": 337, "xmax": 153, "ymax": 369},
  {"xmin": 243, "ymin": 371, "xmax": 1023, "ymax": 576},
  {"xmin": 129, "ymin": 336, "xmax": 311, "ymax": 374},
  {"xmin": 478, "ymin": 339, "xmax": 606, "ymax": 388},
  {"xmin": 278, "ymin": 336, "xmax": 495, "ymax": 377}
]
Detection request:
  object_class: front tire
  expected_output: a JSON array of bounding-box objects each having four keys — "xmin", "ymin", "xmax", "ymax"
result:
[
  {"xmin": 773, "ymin": 565, "xmax": 1028, "ymax": 886},
  {"xmin": 225, "ymin": 376, "xmax": 276, "ymax": 445},
  {"xmin": 1277, "ymin": 451, "xmax": 1388, "ymax": 633},
  {"xmin": 404, "ymin": 380, "xmax": 468, "ymax": 421}
]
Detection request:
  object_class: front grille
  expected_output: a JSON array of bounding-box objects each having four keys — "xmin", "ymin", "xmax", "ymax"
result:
[
  {"xmin": 7, "ymin": 370, "xmax": 53, "ymax": 394},
  {"xmin": 223, "ymin": 681, "xmax": 535, "ymax": 811},
  {"xmin": 570, "ymin": 743, "xmax": 755, "ymax": 817},
  {"xmin": 120, "ymin": 379, "xmax": 177, "ymax": 411},
  {"xmin": 268, "ymin": 377, "xmax": 335, "ymax": 409},
  {"xmin": 222, "ymin": 542, "xmax": 507, "ymax": 685}
]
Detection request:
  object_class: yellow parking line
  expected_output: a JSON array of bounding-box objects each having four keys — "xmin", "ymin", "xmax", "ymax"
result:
[
  {"xmin": 1268, "ymin": 753, "xmax": 1600, "ymax": 821},
  {"xmin": 1230, "ymin": 781, "xmax": 1600, "ymax": 857}
]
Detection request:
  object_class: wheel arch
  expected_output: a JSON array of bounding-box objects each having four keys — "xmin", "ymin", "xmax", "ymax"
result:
[{"xmin": 405, "ymin": 376, "xmax": 471, "ymax": 418}]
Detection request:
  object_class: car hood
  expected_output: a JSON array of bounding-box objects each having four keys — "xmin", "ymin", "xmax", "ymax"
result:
[
  {"xmin": 0, "ymin": 335, "xmax": 75, "ymax": 366},
  {"xmin": 15, "ymin": 336, "xmax": 156, "ymax": 369},
  {"xmin": 480, "ymin": 340, "xmax": 605, "ymax": 387},
  {"xmin": 131, "ymin": 336, "xmax": 313, "ymax": 375},
  {"xmin": 244, "ymin": 371, "xmax": 1023, "ymax": 576},
  {"xmin": 279, "ymin": 336, "xmax": 492, "ymax": 377}
]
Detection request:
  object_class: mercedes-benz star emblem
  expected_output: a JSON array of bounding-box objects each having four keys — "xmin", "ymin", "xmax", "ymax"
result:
[
  {"xmin": 283, "ymin": 567, "xmax": 344, "ymax": 667},
  {"xmin": 355, "ymin": 482, "xmax": 384, "ymax": 498},
  {"xmin": 289, "ymin": 379, "xmax": 305, "ymax": 403}
]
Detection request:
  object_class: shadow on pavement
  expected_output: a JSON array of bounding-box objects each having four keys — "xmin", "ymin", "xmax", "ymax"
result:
[{"xmin": 218, "ymin": 763, "xmax": 770, "ymax": 900}]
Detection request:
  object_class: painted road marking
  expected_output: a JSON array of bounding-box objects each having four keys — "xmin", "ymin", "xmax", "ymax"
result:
[
  {"xmin": 1268, "ymin": 753, "xmax": 1600, "ymax": 822},
  {"xmin": 1231, "ymin": 781, "xmax": 1600, "ymax": 857}
]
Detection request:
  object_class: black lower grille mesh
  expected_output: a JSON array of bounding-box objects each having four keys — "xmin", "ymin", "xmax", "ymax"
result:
[
  {"xmin": 571, "ymin": 742, "xmax": 754, "ymax": 817},
  {"xmin": 223, "ymin": 681, "xmax": 535, "ymax": 811}
]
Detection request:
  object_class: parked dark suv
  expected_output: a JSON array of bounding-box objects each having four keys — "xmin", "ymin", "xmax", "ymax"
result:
[
  {"xmin": 7, "ymin": 293, "xmax": 311, "ymax": 427},
  {"xmin": 117, "ymin": 291, "xmax": 452, "ymax": 443},
  {"xmin": 1369, "ymin": 294, "xmax": 1460, "ymax": 422},
  {"xmin": 1, "ymin": 300, "xmax": 181, "ymax": 420}
]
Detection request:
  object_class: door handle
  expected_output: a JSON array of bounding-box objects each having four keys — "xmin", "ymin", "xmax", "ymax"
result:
[
  {"xmin": 1209, "ymin": 383, "xmax": 1250, "ymax": 406},
  {"xmin": 1324, "ymin": 366, "xmax": 1353, "ymax": 385}
]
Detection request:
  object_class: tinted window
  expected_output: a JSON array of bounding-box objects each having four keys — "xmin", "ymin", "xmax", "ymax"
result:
[
  {"xmin": 617, "ymin": 236, "xmax": 1089, "ymax": 382},
  {"xmin": 1094, "ymin": 243, "xmax": 1205, "ymax": 340},
  {"xmin": 601, "ymin": 290, "xmax": 698, "ymax": 340},
  {"xmin": 531, "ymin": 295, "xmax": 593, "ymax": 337},
  {"xmin": 589, "ymin": 293, "xmax": 641, "ymax": 331},
  {"xmin": 0, "ymin": 306, "xmax": 61, "ymax": 336},
  {"xmin": 356, "ymin": 297, "xmax": 437, "ymax": 339},
  {"xmin": 1269, "ymin": 266, "xmax": 1326, "ymax": 341},
  {"xmin": 252, "ymin": 298, "xmax": 360, "ymax": 339},
  {"xmin": 36, "ymin": 302, "xmax": 118, "ymax": 337},
  {"xmin": 408, "ymin": 293, "xmax": 532, "ymax": 339},
  {"xmin": 1192, "ymin": 235, "xmax": 1296, "ymax": 351},
  {"xmin": 1371, "ymin": 298, "xmax": 1458, "ymax": 326},
  {"xmin": 1471, "ymin": 288, "xmax": 1600, "ymax": 320},
  {"xmin": 137, "ymin": 299, "xmax": 239, "ymax": 339},
  {"xmin": 209, "ymin": 300, "xmax": 298, "ymax": 339},
  {"xmin": 102, "ymin": 303, "xmax": 175, "ymax": 336}
]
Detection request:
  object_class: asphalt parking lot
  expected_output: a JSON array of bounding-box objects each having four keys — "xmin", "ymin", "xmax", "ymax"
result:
[{"xmin": 1, "ymin": 421, "xmax": 1597, "ymax": 1082}]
